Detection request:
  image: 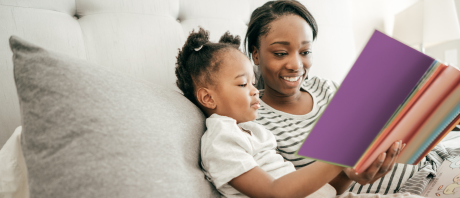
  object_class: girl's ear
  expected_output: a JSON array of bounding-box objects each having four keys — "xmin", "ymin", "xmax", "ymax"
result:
[
  {"xmin": 252, "ymin": 46, "xmax": 260, "ymax": 65},
  {"xmin": 196, "ymin": 88, "xmax": 216, "ymax": 109}
]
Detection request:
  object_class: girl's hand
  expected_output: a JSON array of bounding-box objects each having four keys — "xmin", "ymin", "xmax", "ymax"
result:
[
  {"xmin": 229, "ymin": 162, "xmax": 343, "ymax": 198},
  {"xmin": 343, "ymin": 140, "xmax": 404, "ymax": 185}
]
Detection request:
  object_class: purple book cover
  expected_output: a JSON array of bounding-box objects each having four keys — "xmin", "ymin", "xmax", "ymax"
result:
[{"xmin": 296, "ymin": 30, "xmax": 435, "ymax": 167}]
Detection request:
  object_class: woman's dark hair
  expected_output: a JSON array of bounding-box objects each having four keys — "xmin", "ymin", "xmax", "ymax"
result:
[
  {"xmin": 175, "ymin": 27, "xmax": 241, "ymax": 106},
  {"xmin": 244, "ymin": 0, "xmax": 318, "ymax": 59}
]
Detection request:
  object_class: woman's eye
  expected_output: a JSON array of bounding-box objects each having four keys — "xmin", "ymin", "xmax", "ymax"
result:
[
  {"xmin": 301, "ymin": 51, "xmax": 312, "ymax": 56},
  {"xmin": 239, "ymin": 83, "xmax": 247, "ymax": 87},
  {"xmin": 274, "ymin": 52, "xmax": 287, "ymax": 57}
]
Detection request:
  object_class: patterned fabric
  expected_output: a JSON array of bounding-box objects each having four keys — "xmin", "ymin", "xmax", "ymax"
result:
[
  {"xmin": 399, "ymin": 138, "xmax": 460, "ymax": 195},
  {"xmin": 347, "ymin": 162, "xmax": 425, "ymax": 195}
]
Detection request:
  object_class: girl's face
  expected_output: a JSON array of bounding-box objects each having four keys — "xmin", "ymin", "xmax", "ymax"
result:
[
  {"xmin": 212, "ymin": 50, "xmax": 260, "ymax": 123},
  {"xmin": 252, "ymin": 14, "xmax": 313, "ymax": 97}
]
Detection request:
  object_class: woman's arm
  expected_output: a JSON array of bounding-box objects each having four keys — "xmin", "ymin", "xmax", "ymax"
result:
[
  {"xmin": 229, "ymin": 161, "xmax": 343, "ymax": 198},
  {"xmin": 329, "ymin": 171, "xmax": 354, "ymax": 195},
  {"xmin": 329, "ymin": 140, "xmax": 404, "ymax": 195}
]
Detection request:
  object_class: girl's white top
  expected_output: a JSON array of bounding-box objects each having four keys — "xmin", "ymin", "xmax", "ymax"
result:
[{"xmin": 201, "ymin": 114, "xmax": 296, "ymax": 198}]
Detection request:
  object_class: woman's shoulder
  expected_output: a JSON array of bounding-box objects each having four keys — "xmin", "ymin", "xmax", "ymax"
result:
[{"xmin": 302, "ymin": 76, "xmax": 339, "ymax": 92}]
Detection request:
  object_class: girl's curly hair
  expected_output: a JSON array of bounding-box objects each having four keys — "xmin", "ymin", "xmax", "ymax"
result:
[{"xmin": 175, "ymin": 27, "xmax": 241, "ymax": 106}]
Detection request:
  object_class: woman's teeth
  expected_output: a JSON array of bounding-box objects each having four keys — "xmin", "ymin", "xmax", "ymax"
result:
[{"xmin": 283, "ymin": 76, "xmax": 301, "ymax": 82}]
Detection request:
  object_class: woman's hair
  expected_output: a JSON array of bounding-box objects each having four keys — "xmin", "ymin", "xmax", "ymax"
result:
[
  {"xmin": 175, "ymin": 27, "xmax": 241, "ymax": 106},
  {"xmin": 244, "ymin": 0, "xmax": 318, "ymax": 59}
]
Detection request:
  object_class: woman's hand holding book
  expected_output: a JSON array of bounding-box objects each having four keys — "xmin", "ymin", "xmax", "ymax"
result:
[{"xmin": 344, "ymin": 141, "xmax": 403, "ymax": 185}]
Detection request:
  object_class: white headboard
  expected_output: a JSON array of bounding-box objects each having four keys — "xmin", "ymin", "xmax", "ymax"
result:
[{"xmin": 0, "ymin": 0, "xmax": 355, "ymax": 146}]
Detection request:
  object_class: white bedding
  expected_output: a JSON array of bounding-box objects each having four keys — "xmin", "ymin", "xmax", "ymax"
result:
[
  {"xmin": 440, "ymin": 131, "xmax": 460, "ymax": 148},
  {"xmin": 0, "ymin": 126, "xmax": 28, "ymax": 198},
  {"xmin": 1, "ymin": 128, "xmax": 459, "ymax": 198}
]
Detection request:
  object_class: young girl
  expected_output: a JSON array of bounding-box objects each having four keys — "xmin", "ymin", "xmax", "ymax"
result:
[{"xmin": 175, "ymin": 27, "xmax": 348, "ymax": 198}]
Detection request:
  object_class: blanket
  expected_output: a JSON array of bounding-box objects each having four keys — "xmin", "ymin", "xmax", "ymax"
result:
[{"xmin": 399, "ymin": 130, "xmax": 460, "ymax": 195}]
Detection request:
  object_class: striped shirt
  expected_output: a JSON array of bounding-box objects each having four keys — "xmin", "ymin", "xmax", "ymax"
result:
[
  {"xmin": 254, "ymin": 76, "xmax": 338, "ymax": 169},
  {"xmin": 254, "ymin": 76, "xmax": 421, "ymax": 194}
]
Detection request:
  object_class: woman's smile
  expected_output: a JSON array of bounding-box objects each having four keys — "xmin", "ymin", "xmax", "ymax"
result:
[{"xmin": 280, "ymin": 72, "xmax": 305, "ymax": 87}]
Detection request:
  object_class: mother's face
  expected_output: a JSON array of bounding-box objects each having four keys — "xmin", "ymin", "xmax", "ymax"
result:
[{"xmin": 252, "ymin": 14, "xmax": 313, "ymax": 97}]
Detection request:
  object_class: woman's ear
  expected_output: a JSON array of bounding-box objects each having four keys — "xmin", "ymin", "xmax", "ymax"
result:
[
  {"xmin": 196, "ymin": 88, "xmax": 217, "ymax": 109},
  {"xmin": 252, "ymin": 46, "xmax": 260, "ymax": 65}
]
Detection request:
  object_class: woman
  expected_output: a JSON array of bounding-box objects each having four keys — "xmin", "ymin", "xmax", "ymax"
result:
[{"xmin": 244, "ymin": 0, "xmax": 420, "ymax": 195}]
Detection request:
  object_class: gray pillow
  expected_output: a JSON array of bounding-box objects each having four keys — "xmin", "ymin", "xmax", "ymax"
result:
[{"xmin": 9, "ymin": 36, "xmax": 219, "ymax": 198}]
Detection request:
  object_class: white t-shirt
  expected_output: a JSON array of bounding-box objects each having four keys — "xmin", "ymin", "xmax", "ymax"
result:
[{"xmin": 201, "ymin": 114, "xmax": 296, "ymax": 198}]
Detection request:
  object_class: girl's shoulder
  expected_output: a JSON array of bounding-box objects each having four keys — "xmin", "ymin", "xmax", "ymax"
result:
[
  {"xmin": 202, "ymin": 114, "xmax": 240, "ymax": 142},
  {"xmin": 301, "ymin": 76, "xmax": 339, "ymax": 92}
]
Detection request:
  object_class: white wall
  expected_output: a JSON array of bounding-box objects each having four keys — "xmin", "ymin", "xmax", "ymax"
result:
[
  {"xmin": 351, "ymin": 0, "xmax": 460, "ymax": 67},
  {"xmin": 350, "ymin": 0, "xmax": 421, "ymax": 53},
  {"xmin": 425, "ymin": 0, "xmax": 460, "ymax": 67},
  {"xmin": 300, "ymin": 0, "xmax": 356, "ymax": 84}
]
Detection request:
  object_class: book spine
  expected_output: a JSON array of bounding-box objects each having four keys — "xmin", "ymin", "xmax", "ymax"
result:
[
  {"xmin": 359, "ymin": 65, "xmax": 460, "ymax": 171},
  {"xmin": 408, "ymin": 105, "xmax": 460, "ymax": 164},
  {"xmin": 354, "ymin": 62, "xmax": 444, "ymax": 172},
  {"xmin": 396, "ymin": 65, "xmax": 460, "ymax": 163},
  {"xmin": 410, "ymin": 114, "xmax": 460, "ymax": 164}
]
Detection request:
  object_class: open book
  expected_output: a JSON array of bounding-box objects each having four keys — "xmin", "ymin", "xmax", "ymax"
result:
[
  {"xmin": 421, "ymin": 157, "xmax": 460, "ymax": 197},
  {"xmin": 295, "ymin": 30, "xmax": 460, "ymax": 174}
]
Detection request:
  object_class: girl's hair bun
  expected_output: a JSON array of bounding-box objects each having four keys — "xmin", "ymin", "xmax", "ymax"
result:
[
  {"xmin": 219, "ymin": 31, "xmax": 241, "ymax": 46},
  {"xmin": 186, "ymin": 27, "xmax": 210, "ymax": 51},
  {"xmin": 175, "ymin": 28, "xmax": 243, "ymax": 106}
]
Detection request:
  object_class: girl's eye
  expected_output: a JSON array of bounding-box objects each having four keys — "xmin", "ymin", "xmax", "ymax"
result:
[{"xmin": 239, "ymin": 83, "xmax": 247, "ymax": 87}]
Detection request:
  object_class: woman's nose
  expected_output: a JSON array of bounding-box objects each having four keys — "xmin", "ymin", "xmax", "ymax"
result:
[{"xmin": 286, "ymin": 54, "xmax": 303, "ymax": 71}]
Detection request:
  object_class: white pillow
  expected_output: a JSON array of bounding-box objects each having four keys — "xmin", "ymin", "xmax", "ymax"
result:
[{"xmin": 0, "ymin": 126, "xmax": 28, "ymax": 198}]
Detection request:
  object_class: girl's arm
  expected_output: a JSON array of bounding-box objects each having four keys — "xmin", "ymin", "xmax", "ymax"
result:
[
  {"xmin": 232, "ymin": 141, "xmax": 400, "ymax": 197},
  {"xmin": 229, "ymin": 161, "xmax": 343, "ymax": 198}
]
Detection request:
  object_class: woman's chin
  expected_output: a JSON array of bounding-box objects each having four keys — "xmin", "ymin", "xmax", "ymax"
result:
[
  {"xmin": 279, "ymin": 84, "xmax": 303, "ymax": 96},
  {"xmin": 265, "ymin": 83, "xmax": 303, "ymax": 97}
]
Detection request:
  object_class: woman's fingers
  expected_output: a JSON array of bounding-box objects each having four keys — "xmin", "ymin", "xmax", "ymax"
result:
[
  {"xmin": 369, "ymin": 141, "xmax": 402, "ymax": 183},
  {"xmin": 345, "ymin": 141, "xmax": 405, "ymax": 185},
  {"xmin": 356, "ymin": 152, "xmax": 386, "ymax": 185},
  {"xmin": 379, "ymin": 141, "xmax": 400, "ymax": 173}
]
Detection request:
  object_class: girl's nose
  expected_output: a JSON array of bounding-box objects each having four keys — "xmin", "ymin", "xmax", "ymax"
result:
[{"xmin": 251, "ymin": 88, "xmax": 259, "ymax": 96}]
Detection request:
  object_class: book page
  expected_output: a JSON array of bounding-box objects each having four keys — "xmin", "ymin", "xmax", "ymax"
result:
[{"xmin": 421, "ymin": 157, "xmax": 460, "ymax": 197}]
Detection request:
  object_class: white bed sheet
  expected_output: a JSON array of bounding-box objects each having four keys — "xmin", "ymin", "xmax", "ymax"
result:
[
  {"xmin": 440, "ymin": 131, "xmax": 460, "ymax": 148},
  {"xmin": 0, "ymin": 126, "xmax": 28, "ymax": 198}
]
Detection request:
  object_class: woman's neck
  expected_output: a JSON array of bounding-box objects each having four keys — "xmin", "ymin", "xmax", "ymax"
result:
[{"xmin": 261, "ymin": 86, "xmax": 313, "ymax": 115}]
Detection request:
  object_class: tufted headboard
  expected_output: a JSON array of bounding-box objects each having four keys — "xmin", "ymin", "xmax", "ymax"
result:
[{"xmin": 0, "ymin": 0, "xmax": 356, "ymax": 146}]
